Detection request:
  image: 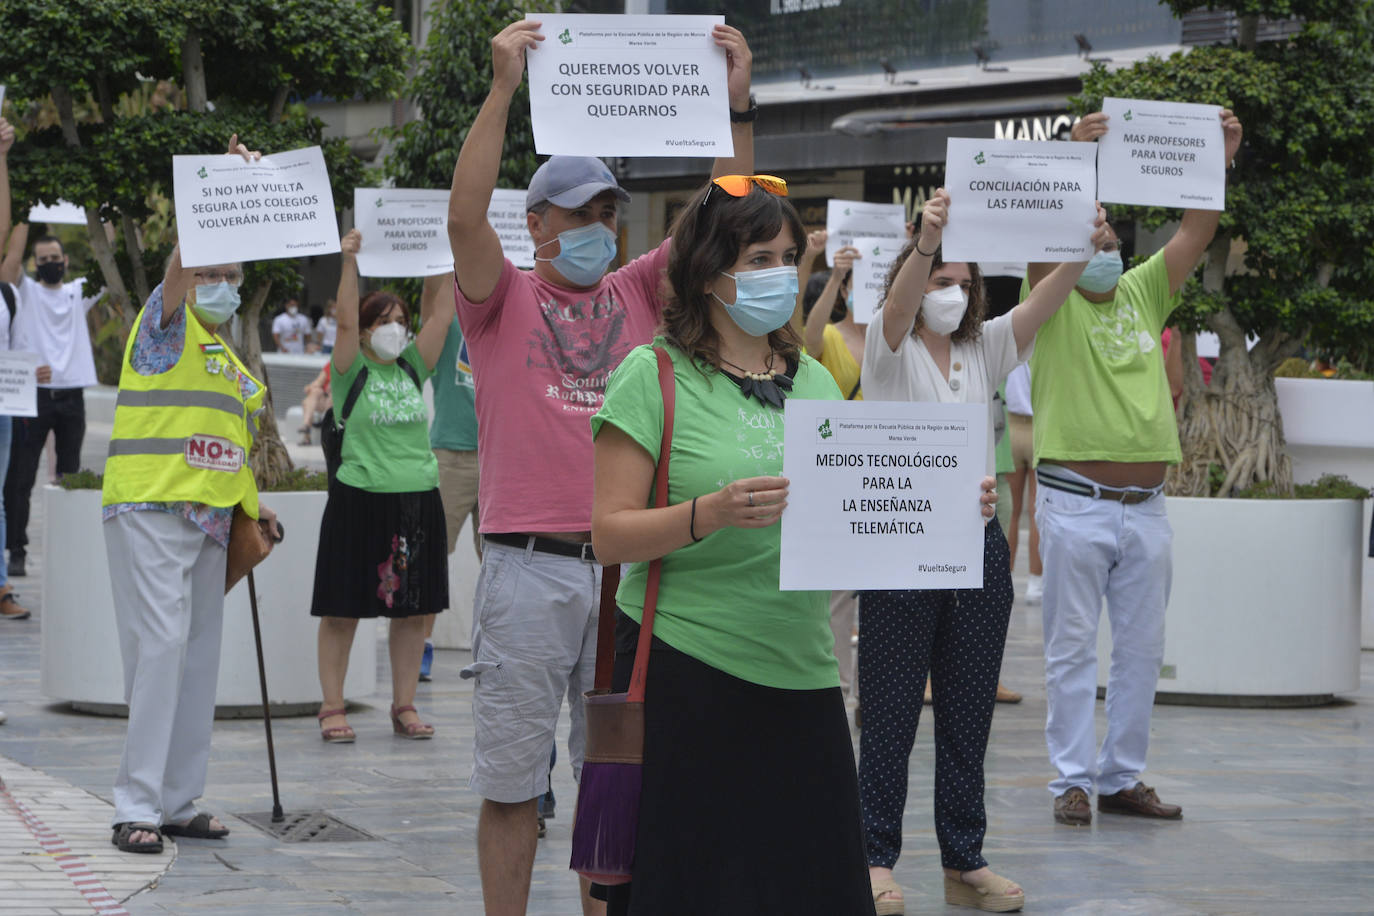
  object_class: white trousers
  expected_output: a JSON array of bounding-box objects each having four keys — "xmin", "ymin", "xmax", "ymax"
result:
[
  {"xmin": 1035, "ymin": 467, "xmax": 1172, "ymax": 797},
  {"xmin": 105, "ymin": 509, "xmax": 227, "ymax": 826}
]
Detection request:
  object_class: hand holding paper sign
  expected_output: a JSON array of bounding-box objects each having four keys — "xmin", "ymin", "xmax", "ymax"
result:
[
  {"xmin": 715, "ymin": 23, "xmax": 753, "ymax": 113},
  {"xmin": 36, "ymin": 365, "xmax": 51, "ymax": 384},
  {"xmin": 492, "ymin": 18, "xmax": 543, "ymax": 95},
  {"xmin": 226, "ymin": 133, "xmax": 262, "ymax": 163},
  {"xmin": 881, "ymin": 189, "xmax": 950, "ymax": 352}
]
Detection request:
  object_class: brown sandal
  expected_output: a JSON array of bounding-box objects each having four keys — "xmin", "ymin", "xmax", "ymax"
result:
[
  {"xmin": 318, "ymin": 707, "xmax": 355, "ymax": 743},
  {"xmin": 390, "ymin": 704, "xmax": 434, "ymax": 740}
]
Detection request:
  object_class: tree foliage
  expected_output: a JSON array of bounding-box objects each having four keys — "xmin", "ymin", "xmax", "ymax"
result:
[
  {"xmin": 385, "ymin": 0, "xmax": 550, "ymax": 193},
  {"xmin": 0, "ymin": 0, "xmax": 408, "ymax": 486},
  {"xmin": 1073, "ymin": 2, "xmax": 1374, "ymax": 496}
]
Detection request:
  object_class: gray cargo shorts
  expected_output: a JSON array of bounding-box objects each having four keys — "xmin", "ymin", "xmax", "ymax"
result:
[{"xmin": 462, "ymin": 537, "xmax": 601, "ymax": 804}]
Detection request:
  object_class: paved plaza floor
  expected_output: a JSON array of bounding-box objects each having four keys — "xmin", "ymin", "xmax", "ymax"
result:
[{"xmin": 0, "ymin": 417, "xmax": 1371, "ymax": 914}]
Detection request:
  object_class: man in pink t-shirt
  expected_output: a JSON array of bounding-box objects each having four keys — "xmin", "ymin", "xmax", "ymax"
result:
[{"xmin": 448, "ymin": 18, "xmax": 759, "ymax": 915}]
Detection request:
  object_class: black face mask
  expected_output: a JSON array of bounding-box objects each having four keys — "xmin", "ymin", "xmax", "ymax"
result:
[{"xmin": 36, "ymin": 261, "xmax": 66, "ymax": 285}]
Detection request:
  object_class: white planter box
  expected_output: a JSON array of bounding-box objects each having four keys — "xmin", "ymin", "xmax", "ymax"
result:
[
  {"xmin": 41, "ymin": 488, "xmax": 376, "ymax": 714},
  {"xmin": 431, "ymin": 515, "xmax": 479, "ymax": 651},
  {"xmin": 1276, "ymin": 377, "xmax": 1374, "ymax": 647},
  {"xmin": 1096, "ymin": 496, "xmax": 1362, "ymax": 701}
]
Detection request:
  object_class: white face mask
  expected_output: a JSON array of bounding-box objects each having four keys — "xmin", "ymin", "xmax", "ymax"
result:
[
  {"xmin": 920, "ymin": 285, "xmax": 969, "ymax": 335},
  {"xmin": 369, "ymin": 322, "xmax": 408, "ymax": 361}
]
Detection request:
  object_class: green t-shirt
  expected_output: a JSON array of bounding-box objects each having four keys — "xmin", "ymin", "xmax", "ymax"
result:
[
  {"xmin": 334, "ymin": 343, "xmax": 438, "ymax": 493},
  {"xmin": 1027, "ymin": 250, "xmax": 1182, "ymax": 465},
  {"xmin": 591, "ymin": 340, "xmax": 842, "ymax": 691},
  {"xmin": 429, "ymin": 317, "xmax": 478, "ymax": 452}
]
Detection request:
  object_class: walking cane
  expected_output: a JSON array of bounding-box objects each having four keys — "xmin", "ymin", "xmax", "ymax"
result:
[{"xmin": 247, "ymin": 522, "xmax": 286, "ymax": 823}]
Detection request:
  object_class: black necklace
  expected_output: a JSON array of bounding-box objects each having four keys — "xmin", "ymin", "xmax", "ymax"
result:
[{"xmin": 719, "ymin": 354, "xmax": 795, "ymax": 409}]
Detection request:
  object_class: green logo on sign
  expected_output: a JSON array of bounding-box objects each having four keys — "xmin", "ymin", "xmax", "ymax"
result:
[
  {"xmin": 1123, "ymin": 109, "xmax": 1134, "ymax": 121},
  {"xmin": 818, "ymin": 418, "xmax": 833, "ymax": 440},
  {"xmin": 197, "ymin": 166, "xmax": 208, "ymax": 179},
  {"xmin": 872, "ymin": 245, "xmax": 881, "ymax": 256},
  {"xmin": 844, "ymin": 207, "xmax": 851, "ymax": 216},
  {"xmin": 559, "ymin": 28, "xmax": 572, "ymax": 44},
  {"xmin": 375, "ymin": 196, "xmax": 384, "ymax": 207},
  {"xmin": 974, "ymin": 151, "xmax": 985, "ymax": 165}
]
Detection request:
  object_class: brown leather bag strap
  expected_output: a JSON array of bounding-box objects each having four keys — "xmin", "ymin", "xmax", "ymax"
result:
[
  {"xmin": 627, "ymin": 347, "xmax": 675, "ymax": 704},
  {"xmin": 592, "ymin": 564, "xmax": 621, "ymax": 691}
]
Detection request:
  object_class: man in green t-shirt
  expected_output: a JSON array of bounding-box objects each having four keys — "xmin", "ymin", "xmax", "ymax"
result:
[{"xmin": 1026, "ymin": 109, "xmax": 1243, "ymax": 828}]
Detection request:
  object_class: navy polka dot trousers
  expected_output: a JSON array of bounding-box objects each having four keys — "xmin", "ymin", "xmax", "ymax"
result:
[{"xmin": 858, "ymin": 517, "xmax": 1013, "ymax": 872}]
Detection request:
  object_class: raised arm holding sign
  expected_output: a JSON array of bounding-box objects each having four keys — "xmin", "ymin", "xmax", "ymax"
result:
[
  {"xmin": 1028, "ymin": 108, "xmax": 1242, "ymax": 298},
  {"xmin": 446, "ymin": 16, "xmax": 753, "ymax": 305}
]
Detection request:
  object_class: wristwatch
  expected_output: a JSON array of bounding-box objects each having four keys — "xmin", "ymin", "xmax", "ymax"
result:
[{"xmin": 729, "ymin": 94, "xmax": 758, "ymax": 124}]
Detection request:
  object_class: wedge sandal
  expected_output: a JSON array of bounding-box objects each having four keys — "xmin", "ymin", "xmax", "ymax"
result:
[
  {"xmin": 871, "ymin": 876, "xmax": 905, "ymax": 916},
  {"xmin": 943, "ymin": 870, "xmax": 1025, "ymax": 912}
]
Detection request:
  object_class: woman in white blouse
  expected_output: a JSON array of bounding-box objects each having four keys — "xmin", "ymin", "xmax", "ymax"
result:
[{"xmin": 857, "ymin": 188, "xmax": 1107, "ymax": 915}]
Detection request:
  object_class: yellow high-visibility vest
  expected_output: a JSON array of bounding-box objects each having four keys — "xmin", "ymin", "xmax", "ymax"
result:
[{"xmin": 102, "ymin": 302, "xmax": 266, "ymax": 517}]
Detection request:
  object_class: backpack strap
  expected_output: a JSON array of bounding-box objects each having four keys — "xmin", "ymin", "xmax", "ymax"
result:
[
  {"xmin": 0, "ymin": 283, "xmax": 16, "ymax": 333},
  {"xmin": 395, "ymin": 355, "xmax": 422, "ymax": 392},
  {"xmin": 338, "ymin": 366, "xmax": 370, "ymax": 425}
]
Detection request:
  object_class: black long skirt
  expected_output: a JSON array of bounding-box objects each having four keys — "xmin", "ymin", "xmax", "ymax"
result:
[
  {"xmin": 309, "ymin": 480, "xmax": 448, "ymax": 618},
  {"xmin": 598, "ymin": 612, "xmax": 876, "ymax": 916}
]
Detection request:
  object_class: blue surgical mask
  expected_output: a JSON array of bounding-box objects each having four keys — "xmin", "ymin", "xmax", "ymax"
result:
[
  {"xmin": 192, "ymin": 282, "xmax": 240, "ymax": 325},
  {"xmin": 1078, "ymin": 250, "xmax": 1123, "ymax": 294},
  {"xmin": 713, "ymin": 266, "xmax": 799, "ymax": 337},
  {"xmin": 535, "ymin": 222, "xmax": 618, "ymax": 287}
]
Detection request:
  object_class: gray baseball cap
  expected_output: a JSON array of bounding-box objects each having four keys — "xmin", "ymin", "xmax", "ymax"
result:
[{"xmin": 525, "ymin": 156, "xmax": 631, "ymax": 211}]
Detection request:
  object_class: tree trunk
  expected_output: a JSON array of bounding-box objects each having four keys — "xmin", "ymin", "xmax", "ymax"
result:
[
  {"xmin": 51, "ymin": 85, "xmax": 133, "ymax": 324},
  {"xmin": 1166, "ymin": 234, "xmax": 1292, "ymax": 497},
  {"xmin": 268, "ymin": 84, "xmax": 291, "ymax": 124},
  {"xmin": 183, "ymin": 29, "xmax": 208, "ymax": 112},
  {"xmin": 237, "ymin": 282, "xmax": 295, "ymax": 488}
]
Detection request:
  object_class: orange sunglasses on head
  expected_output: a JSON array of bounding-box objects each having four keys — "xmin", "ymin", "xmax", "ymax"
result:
[{"xmin": 702, "ymin": 174, "xmax": 788, "ymax": 206}]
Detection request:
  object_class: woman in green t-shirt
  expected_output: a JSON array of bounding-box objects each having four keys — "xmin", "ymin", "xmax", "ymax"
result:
[
  {"xmin": 591, "ymin": 175, "xmax": 997, "ymax": 915},
  {"xmin": 310, "ymin": 228, "xmax": 453, "ymax": 743}
]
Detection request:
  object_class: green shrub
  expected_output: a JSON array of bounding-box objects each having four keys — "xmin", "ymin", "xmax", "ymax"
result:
[
  {"xmin": 58, "ymin": 469, "xmax": 104, "ymax": 490},
  {"xmin": 1234, "ymin": 474, "xmax": 1371, "ymax": 500},
  {"xmin": 1274, "ymin": 357, "xmax": 1319, "ymax": 379},
  {"xmin": 262, "ymin": 468, "xmax": 329, "ymax": 492},
  {"xmin": 1294, "ymin": 474, "xmax": 1372, "ymax": 500}
]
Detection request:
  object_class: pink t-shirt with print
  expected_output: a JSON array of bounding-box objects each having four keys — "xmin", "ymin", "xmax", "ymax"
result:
[{"xmin": 456, "ymin": 241, "xmax": 670, "ymax": 534}]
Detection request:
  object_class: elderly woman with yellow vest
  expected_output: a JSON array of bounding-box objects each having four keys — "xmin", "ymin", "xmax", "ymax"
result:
[{"xmin": 100, "ymin": 137, "xmax": 278, "ymax": 855}]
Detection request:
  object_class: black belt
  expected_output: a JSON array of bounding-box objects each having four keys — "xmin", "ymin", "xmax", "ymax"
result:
[
  {"xmin": 486, "ymin": 533, "xmax": 597, "ymax": 563},
  {"xmin": 1036, "ymin": 471, "xmax": 1161, "ymax": 505}
]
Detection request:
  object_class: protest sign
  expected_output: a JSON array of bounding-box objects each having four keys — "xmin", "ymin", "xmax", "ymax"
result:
[
  {"xmin": 825, "ymin": 200, "xmax": 906, "ymax": 266},
  {"xmin": 524, "ymin": 13, "xmax": 731, "ymax": 157},
  {"xmin": 942, "ymin": 138, "xmax": 1098, "ymax": 263},
  {"xmin": 487, "ymin": 188, "xmax": 536, "ymax": 269},
  {"xmin": 0, "ymin": 85, "xmax": 5, "ymax": 112},
  {"xmin": 780, "ymin": 400, "xmax": 987, "ymax": 591},
  {"xmin": 0, "ymin": 352, "xmax": 39, "ymax": 418},
  {"xmin": 354, "ymin": 189, "xmax": 452, "ymax": 278},
  {"xmin": 28, "ymin": 200, "xmax": 87, "ymax": 225},
  {"xmin": 172, "ymin": 146, "xmax": 340, "ymax": 268},
  {"xmin": 1097, "ymin": 97, "xmax": 1225, "ymax": 210},
  {"xmin": 848, "ymin": 237, "xmax": 906, "ymax": 320}
]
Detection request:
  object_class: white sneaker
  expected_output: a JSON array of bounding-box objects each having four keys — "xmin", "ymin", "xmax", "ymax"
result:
[{"xmin": 1025, "ymin": 574, "xmax": 1043, "ymax": 605}]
